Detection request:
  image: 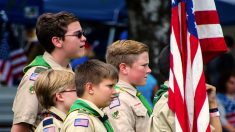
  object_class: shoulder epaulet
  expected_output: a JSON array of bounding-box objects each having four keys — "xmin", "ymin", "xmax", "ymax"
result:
[
  {"xmin": 77, "ymin": 109, "xmax": 94, "ymax": 116},
  {"xmin": 153, "ymin": 84, "xmax": 169, "ymax": 105},
  {"xmin": 34, "ymin": 67, "xmax": 48, "ymax": 73},
  {"xmin": 43, "ymin": 117, "xmax": 53, "ymax": 127}
]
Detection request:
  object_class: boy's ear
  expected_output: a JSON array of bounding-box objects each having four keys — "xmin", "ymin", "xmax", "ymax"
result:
[
  {"xmin": 55, "ymin": 92, "xmax": 64, "ymax": 102},
  {"xmin": 85, "ymin": 82, "xmax": 94, "ymax": 95},
  {"xmin": 119, "ymin": 63, "xmax": 128, "ymax": 75},
  {"xmin": 51, "ymin": 36, "xmax": 63, "ymax": 48}
]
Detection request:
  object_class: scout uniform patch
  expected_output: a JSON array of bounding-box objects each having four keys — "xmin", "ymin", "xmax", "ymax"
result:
[
  {"xmin": 43, "ymin": 118, "xmax": 53, "ymax": 127},
  {"xmin": 42, "ymin": 118, "xmax": 55, "ymax": 132},
  {"xmin": 29, "ymin": 73, "xmax": 39, "ymax": 81},
  {"xmin": 28, "ymin": 67, "xmax": 47, "ymax": 93},
  {"xmin": 112, "ymin": 110, "xmax": 120, "ymax": 119},
  {"xmin": 29, "ymin": 86, "xmax": 35, "ymax": 94},
  {"xmin": 109, "ymin": 97, "xmax": 120, "ymax": 109},
  {"xmin": 43, "ymin": 126, "xmax": 55, "ymax": 132},
  {"xmin": 74, "ymin": 118, "xmax": 89, "ymax": 127}
]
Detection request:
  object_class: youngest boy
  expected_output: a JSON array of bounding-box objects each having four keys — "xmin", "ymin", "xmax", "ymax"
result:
[
  {"xmin": 62, "ymin": 59, "xmax": 119, "ymax": 132},
  {"xmin": 34, "ymin": 69, "xmax": 77, "ymax": 132}
]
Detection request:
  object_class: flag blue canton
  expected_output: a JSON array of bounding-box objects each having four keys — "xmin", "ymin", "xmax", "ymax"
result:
[
  {"xmin": 0, "ymin": 32, "xmax": 9, "ymax": 60},
  {"xmin": 186, "ymin": 0, "xmax": 198, "ymax": 37}
]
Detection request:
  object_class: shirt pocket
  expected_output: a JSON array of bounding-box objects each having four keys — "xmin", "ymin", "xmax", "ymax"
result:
[{"xmin": 132, "ymin": 102, "xmax": 147, "ymax": 117}]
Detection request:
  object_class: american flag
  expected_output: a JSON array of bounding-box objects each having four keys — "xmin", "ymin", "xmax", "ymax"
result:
[
  {"xmin": 0, "ymin": 47, "xmax": 27, "ymax": 86},
  {"xmin": 168, "ymin": 0, "xmax": 227, "ymax": 131}
]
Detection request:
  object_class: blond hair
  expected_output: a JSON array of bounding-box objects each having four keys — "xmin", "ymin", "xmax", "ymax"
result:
[
  {"xmin": 106, "ymin": 40, "xmax": 149, "ymax": 70},
  {"xmin": 34, "ymin": 69, "xmax": 75, "ymax": 109}
]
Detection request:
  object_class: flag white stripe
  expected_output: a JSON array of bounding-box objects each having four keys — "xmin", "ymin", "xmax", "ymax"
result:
[
  {"xmin": 12, "ymin": 66, "xmax": 25, "ymax": 74},
  {"xmin": 194, "ymin": 0, "xmax": 216, "ymax": 11},
  {"xmin": 171, "ymin": 27, "xmax": 184, "ymax": 99},
  {"xmin": 11, "ymin": 56, "xmax": 27, "ymax": 65},
  {"xmin": 192, "ymin": 44, "xmax": 203, "ymax": 94},
  {"xmin": 197, "ymin": 24, "xmax": 224, "ymax": 39},
  {"xmin": 197, "ymin": 97, "xmax": 210, "ymax": 132},
  {"xmin": 175, "ymin": 116, "xmax": 183, "ymax": 132},
  {"xmin": 169, "ymin": 69, "xmax": 174, "ymax": 92},
  {"xmin": 9, "ymin": 48, "xmax": 24, "ymax": 57},
  {"xmin": 1, "ymin": 61, "xmax": 11, "ymax": 80},
  {"xmin": 186, "ymin": 32, "xmax": 194, "ymax": 131}
]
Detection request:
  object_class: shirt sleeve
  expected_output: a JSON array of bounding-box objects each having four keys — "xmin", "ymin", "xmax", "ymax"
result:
[
  {"xmin": 12, "ymin": 67, "xmax": 40, "ymax": 126},
  {"xmin": 105, "ymin": 98, "xmax": 136, "ymax": 132}
]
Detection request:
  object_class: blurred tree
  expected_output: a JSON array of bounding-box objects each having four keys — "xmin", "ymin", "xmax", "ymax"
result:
[{"xmin": 125, "ymin": 0, "xmax": 171, "ymax": 78}]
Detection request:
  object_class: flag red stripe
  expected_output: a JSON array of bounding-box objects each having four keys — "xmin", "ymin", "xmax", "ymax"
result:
[
  {"xmin": 195, "ymin": 11, "xmax": 220, "ymax": 25},
  {"xmin": 174, "ymin": 76, "xmax": 189, "ymax": 132},
  {"xmin": 172, "ymin": 7, "xmax": 181, "ymax": 47},
  {"xmin": 190, "ymin": 35, "xmax": 199, "ymax": 64},
  {"xmin": 193, "ymin": 72, "xmax": 208, "ymax": 132},
  {"xmin": 200, "ymin": 37, "xmax": 227, "ymax": 63}
]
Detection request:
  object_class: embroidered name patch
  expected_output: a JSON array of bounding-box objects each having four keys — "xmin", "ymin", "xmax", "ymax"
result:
[
  {"xmin": 29, "ymin": 73, "xmax": 39, "ymax": 81},
  {"xmin": 109, "ymin": 97, "xmax": 120, "ymax": 109},
  {"xmin": 74, "ymin": 118, "xmax": 89, "ymax": 127}
]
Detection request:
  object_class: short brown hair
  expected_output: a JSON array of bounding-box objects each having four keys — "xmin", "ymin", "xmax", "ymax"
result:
[
  {"xmin": 106, "ymin": 40, "xmax": 149, "ymax": 70},
  {"xmin": 36, "ymin": 11, "xmax": 79, "ymax": 53},
  {"xmin": 75, "ymin": 59, "xmax": 119, "ymax": 97},
  {"xmin": 34, "ymin": 69, "xmax": 75, "ymax": 109}
]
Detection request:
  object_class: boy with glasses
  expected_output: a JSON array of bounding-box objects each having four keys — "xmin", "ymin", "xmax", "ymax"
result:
[
  {"xmin": 34, "ymin": 69, "xmax": 77, "ymax": 132},
  {"xmin": 11, "ymin": 11, "xmax": 86, "ymax": 131},
  {"xmin": 62, "ymin": 59, "xmax": 118, "ymax": 132}
]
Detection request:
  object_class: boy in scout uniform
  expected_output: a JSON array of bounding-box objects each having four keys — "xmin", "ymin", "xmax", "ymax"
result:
[
  {"xmin": 62, "ymin": 59, "xmax": 119, "ymax": 132},
  {"xmin": 11, "ymin": 11, "xmax": 86, "ymax": 131},
  {"xmin": 148, "ymin": 46, "xmax": 222, "ymax": 132},
  {"xmin": 104, "ymin": 40, "xmax": 152, "ymax": 132},
  {"xmin": 34, "ymin": 69, "xmax": 77, "ymax": 132}
]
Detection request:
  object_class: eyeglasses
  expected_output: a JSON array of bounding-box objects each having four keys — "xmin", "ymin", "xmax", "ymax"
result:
[
  {"xmin": 60, "ymin": 89, "xmax": 77, "ymax": 93},
  {"xmin": 65, "ymin": 30, "xmax": 85, "ymax": 39}
]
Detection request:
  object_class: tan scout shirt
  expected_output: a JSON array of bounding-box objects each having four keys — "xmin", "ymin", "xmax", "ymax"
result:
[
  {"xmin": 62, "ymin": 99, "xmax": 107, "ymax": 132},
  {"xmin": 35, "ymin": 107, "xmax": 66, "ymax": 132},
  {"xmin": 148, "ymin": 91, "xmax": 174, "ymax": 132},
  {"xmin": 104, "ymin": 80, "xmax": 149, "ymax": 132},
  {"xmin": 148, "ymin": 86, "xmax": 215, "ymax": 132},
  {"xmin": 12, "ymin": 52, "xmax": 72, "ymax": 127}
]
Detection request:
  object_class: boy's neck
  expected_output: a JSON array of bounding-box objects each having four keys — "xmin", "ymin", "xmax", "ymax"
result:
[
  {"xmin": 80, "ymin": 96, "xmax": 101, "ymax": 109},
  {"xmin": 50, "ymin": 51, "xmax": 70, "ymax": 67},
  {"xmin": 54, "ymin": 103, "xmax": 67, "ymax": 114},
  {"xmin": 119, "ymin": 74, "xmax": 131, "ymax": 85}
]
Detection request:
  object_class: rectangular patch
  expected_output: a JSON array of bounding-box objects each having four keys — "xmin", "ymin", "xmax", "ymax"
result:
[
  {"xmin": 43, "ymin": 118, "xmax": 53, "ymax": 127},
  {"xmin": 29, "ymin": 73, "xmax": 39, "ymax": 81},
  {"xmin": 74, "ymin": 118, "xmax": 89, "ymax": 127},
  {"xmin": 43, "ymin": 126, "xmax": 55, "ymax": 132},
  {"xmin": 109, "ymin": 97, "xmax": 120, "ymax": 109}
]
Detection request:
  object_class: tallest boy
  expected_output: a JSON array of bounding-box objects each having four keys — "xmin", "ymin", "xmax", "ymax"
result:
[{"xmin": 11, "ymin": 11, "xmax": 86, "ymax": 131}]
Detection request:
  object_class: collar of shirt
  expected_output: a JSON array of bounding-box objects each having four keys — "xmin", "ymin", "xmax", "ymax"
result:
[
  {"xmin": 164, "ymin": 81, "xmax": 169, "ymax": 87},
  {"xmin": 117, "ymin": 80, "xmax": 137, "ymax": 97},
  {"xmin": 43, "ymin": 52, "xmax": 72, "ymax": 70},
  {"xmin": 49, "ymin": 106, "xmax": 66, "ymax": 121},
  {"xmin": 78, "ymin": 98, "xmax": 105, "ymax": 117}
]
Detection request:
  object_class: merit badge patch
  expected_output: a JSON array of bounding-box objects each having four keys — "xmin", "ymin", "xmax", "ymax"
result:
[
  {"xmin": 112, "ymin": 110, "xmax": 120, "ymax": 119},
  {"xmin": 109, "ymin": 97, "xmax": 120, "ymax": 109},
  {"xmin": 43, "ymin": 126, "xmax": 55, "ymax": 132},
  {"xmin": 29, "ymin": 73, "xmax": 39, "ymax": 81},
  {"xmin": 74, "ymin": 118, "xmax": 89, "ymax": 127}
]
